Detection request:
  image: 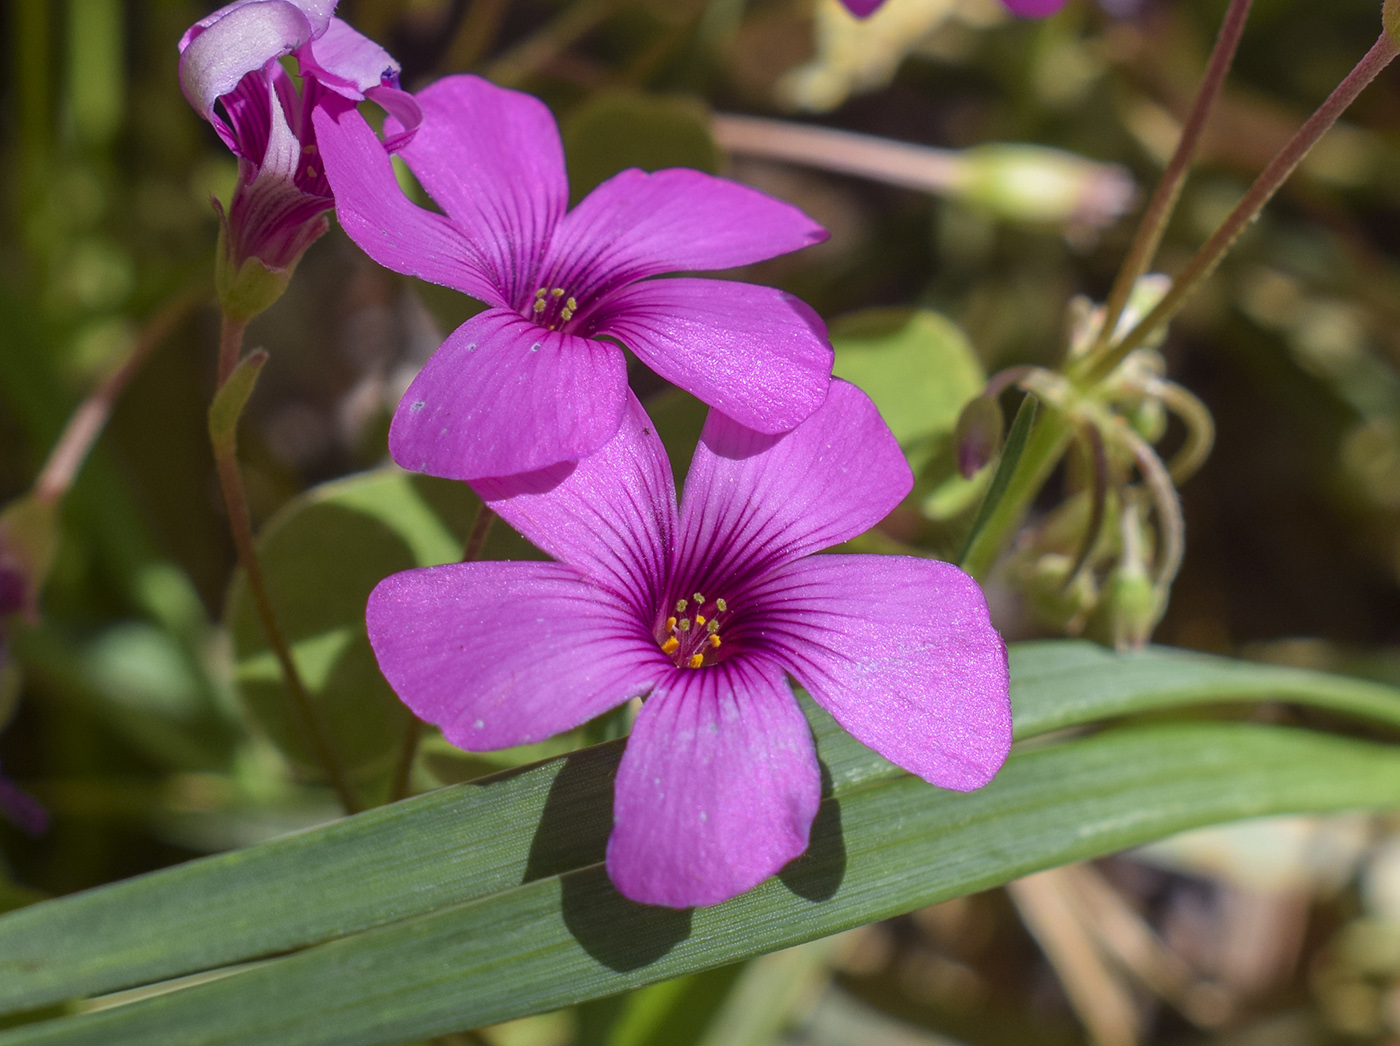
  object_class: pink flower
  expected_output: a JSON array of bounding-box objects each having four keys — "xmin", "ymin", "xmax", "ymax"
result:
[
  {"xmin": 313, "ymin": 75, "xmax": 835, "ymax": 482},
  {"xmin": 367, "ymin": 381, "xmax": 1011, "ymax": 908},
  {"xmin": 178, "ymin": 2, "xmax": 421, "ymax": 298},
  {"xmin": 841, "ymin": 0, "xmax": 1065, "ymax": 19}
]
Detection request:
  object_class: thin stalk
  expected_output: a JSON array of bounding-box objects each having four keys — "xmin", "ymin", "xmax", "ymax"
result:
[
  {"xmin": 1082, "ymin": 32, "xmax": 1400, "ymax": 384},
  {"xmin": 485, "ymin": 0, "xmax": 626, "ymax": 86},
  {"xmin": 32, "ymin": 288, "xmax": 203, "ymax": 506},
  {"xmin": 1090, "ymin": 0, "xmax": 1253, "ymax": 356},
  {"xmin": 388, "ymin": 505, "xmax": 498, "ymax": 803},
  {"xmin": 439, "ymin": 0, "xmax": 513, "ymax": 72},
  {"xmin": 212, "ymin": 321, "xmax": 363, "ymax": 814}
]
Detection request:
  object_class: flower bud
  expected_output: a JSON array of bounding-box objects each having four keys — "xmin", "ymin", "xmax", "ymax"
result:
[
  {"xmin": 956, "ymin": 144, "xmax": 1136, "ymax": 230},
  {"xmin": 1105, "ymin": 562, "xmax": 1159, "ymax": 652},
  {"xmin": 954, "ymin": 395, "xmax": 1004, "ymax": 478},
  {"xmin": 1025, "ymin": 553, "xmax": 1099, "ymax": 635}
]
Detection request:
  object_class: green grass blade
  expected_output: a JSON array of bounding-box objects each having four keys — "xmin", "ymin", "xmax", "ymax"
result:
[{"xmin": 5, "ymin": 721, "xmax": 1400, "ymax": 1045}]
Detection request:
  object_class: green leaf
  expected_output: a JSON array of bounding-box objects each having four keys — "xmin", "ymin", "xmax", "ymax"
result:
[
  {"xmin": 562, "ymin": 92, "xmax": 720, "ymax": 204},
  {"xmin": 957, "ymin": 393, "xmax": 1036, "ymax": 570},
  {"xmin": 2, "ymin": 641, "xmax": 1399, "ymax": 1030},
  {"xmin": 224, "ymin": 468, "xmax": 541, "ymax": 780},
  {"xmin": 830, "ymin": 308, "xmax": 985, "ymax": 474},
  {"xmin": 5, "ymin": 719, "xmax": 1400, "ymax": 1046}
]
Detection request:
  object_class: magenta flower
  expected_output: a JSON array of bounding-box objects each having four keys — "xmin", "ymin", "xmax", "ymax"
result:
[
  {"xmin": 313, "ymin": 75, "xmax": 835, "ymax": 482},
  {"xmin": 178, "ymin": 1, "xmax": 421, "ymax": 305},
  {"xmin": 841, "ymin": 0, "xmax": 1064, "ymax": 20},
  {"xmin": 367, "ymin": 381, "xmax": 1011, "ymax": 908}
]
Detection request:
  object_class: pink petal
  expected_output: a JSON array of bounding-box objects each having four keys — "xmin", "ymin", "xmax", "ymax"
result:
[
  {"xmin": 545, "ymin": 168, "xmax": 827, "ymax": 296},
  {"xmin": 398, "ymin": 76, "xmax": 569, "ymax": 307},
  {"xmin": 757, "ymin": 555, "xmax": 1011, "ymax": 791},
  {"xmin": 389, "ymin": 309, "xmax": 628, "ymax": 481},
  {"xmin": 1001, "ymin": 0, "xmax": 1068, "ymax": 16},
  {"xmin": 473, "ymin": 392, "xmax": 676, "ymax": 613},
  {"xmin": 178, "ymin": 0, "xmax": 316, "ymax": 137},
  {"xmin": 312, "ymin": 103, "xmax": 504, "ymax": 306},
  {"xmin": 591, "ymin": 279, "xmax": 832, "ymax": 435},
  {"xmin": 296, "ymin": 17, "xmax": 398, "ymax": 98},
  {"xmin": 607, "ymin": 658, "xmax": 821, "ymax": 908},
  {"xmin": 368, "ymin": 562, "xmax": 664, "ymax": 750},
  {"xmin": 835, "ymin": 0, "xmax": 884, "ymax": 16},
  {"xmin": 676, "ymin": 380, "xmax": 911, "ymax": 596}
]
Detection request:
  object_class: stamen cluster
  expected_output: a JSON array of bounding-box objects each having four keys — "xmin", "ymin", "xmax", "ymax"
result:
[{"xmin": 657, "ymin": 594, "xmax": 729, "ymax": 668}]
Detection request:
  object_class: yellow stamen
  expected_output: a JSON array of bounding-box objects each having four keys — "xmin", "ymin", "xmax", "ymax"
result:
[
  {"xmin": 693, "ymin": 593, "xmax": 704, "ymax": 603},
  {"xmin": 715, "ymin": 598, "xmax": 727, "ymax": 612},
  {"xmin": 666, "ymin": 616, "xmax": 677, "ymax": 631},
  {"xmin": 551, "ymin": 287, "xmax": 565, "ymax": 298},
  {"xmin": 566, "ymin": 296, "xmax": 577, "ymax": 311},
  {"xmin": 661, "ymin": 637, "xmax": 679, "ymax": 654},
  {"xmin": 532, "ymin": 299, "xmax": 546, "ymax": 314},
  {"xmin": 708, "ymin": 634, "xmax": 721, "ymax": 648},
  {"xmin": 706, "ymin": 619, "xmax": 719, "ymax": 633},
  {"xmin": 535, "ymin": 287, "xmax": 547, "ymax": 298},
  {"xmin": 675, "ymin": 599, "xmax": 688, "ymax": 613},
  {"xmin": 695, "ymin": 614, "xmax": 706, "ymax": 626},
  {"xmin": 678, "ymin": 619, "xmax": 691, "ymax": 632},
  {"xmin": 560, "ymin": 307, "xmax": 574, "ymax": 322},
  {"xmin": 688, "ymin": 653, "xmax": 704, "ymax": 669}
]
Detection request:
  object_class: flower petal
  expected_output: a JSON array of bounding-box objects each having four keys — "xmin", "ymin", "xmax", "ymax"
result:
[
  {"xmin": 313, "ymin": 103, "xmax": 504, "ymax": 305},
  {"xmin": 545, "ymin": 168, "xmax": 827, "ymax": 296},
  {"xmin": 756, "ymin": 555, "xmax": 1011, "ymax": 791},
  {"xmin": 592, "ymin": 278, "xmax": 831, "ymax": 434},
  {"xmin": 178, "ymin": 0, "xmax": 316, "ymax": 141},
  {"xmin": 676, "ymin": 380, "xmax": 911, "ymax": 597},
  {"xmin": 398, "ymin": 76, "xmax": 568, "ymax": 307},
  {"xmin": 1001, "ymin": 0, "xmax": 1068, "ymax": 16},
  {"xmin": 368, "ymin": 562, "xmax": 664, "ymax": 750},
  {"xmin": 297, "ymin": 17, "xmax": 398, "ymax": 98},
  {"xmin": 473, "ymin": 392, "xmax": 676, "ymax": 614},
  {"xmin": 607, "ymin": 658, "xmax": 820, "ymax": 908},
  {"xmin": 389, "ymin": 309, "xmax": 628, "ymax": 481}
]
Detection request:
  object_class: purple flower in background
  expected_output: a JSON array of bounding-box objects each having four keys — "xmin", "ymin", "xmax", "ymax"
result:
[
  {"xmin": 841, "ymin": 0, "xmax": 1065, "ymax": 20},
  {"xmin": 367, "ymin": 381, "xmax": 1011, "ymax": 908},
  {"xmin": 178, "ymin": 0, "xmax": 421, "ymax": 301},
  {"xmin": 314, "ymin": 75, "xmax": 834, "ymax": 482},
  {"xmin": 0, "ymin": 764, "xmax": 47, "ymax": 839},
  {"xmin": 0, "ymin": 564, "xmax": 44, "ymax": 839}
]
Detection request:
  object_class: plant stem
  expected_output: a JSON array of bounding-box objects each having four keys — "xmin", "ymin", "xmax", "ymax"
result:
[
  {"xmin": 212, "ymin": 320, "xmax": 363, "ymax": 814},
  {"xmin": 960, "ymin": 410, "xmax": 1076, "ymax": 581},
  {"xmin": 388, "ymin": 504, "xmax": 498, "ymax": 803},
  {"xmin": 1090, "ymin": 0, "xmax": 1253, "ymax": 357},
  {"xmin": 32, "ymin": 287, "xmax": 203, "ymax": 507},
  {"xmin": 1081, "ymin": 32, "xmax": 1399, "ymax": 384}
]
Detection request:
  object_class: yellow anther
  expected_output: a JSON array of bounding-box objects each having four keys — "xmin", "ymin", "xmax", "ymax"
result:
[
  {"xmin": 693, "ymin": 593, "xmax": 704, "ymax": 603},
  {"xmin": 706, "ymin": 619, "xmax": 719, "ymax": 633},
  {"xmin": 566, "ymin": 297, "xmax": 577, "ymax": 311},
  {"xmin": 661, "ymin": 637, "xmax": 680, "ymax": 655},
  {"xmin": 715, "ymin": 598, "xmax": 727, "ymax": 612},
  {"xmin": 535, "ymin": 287, "xmax": 547, "ymax": 298},
  {"xmin": 532, "ymin": 299, "xmax": 546, "ymax": 314},
  {"xmin": 666, "ymin": 616, "xmax": 677, "ymax": 631},
  {"xmin": 560, "ymin": 307, "xmax": 574, "ymax": 322},
  {"xmin": 675, "ymin": 599, "xmax": 688, "ymax": 613},
  {"xmin": 695, "ymin": 614, "xmax": 706, "ymax": 626},
  {"xmin": 688, "ymin": 653, "xmax": 705, "ymax": 669},
  {"xmin": 551, "ymin": 287, "xmax": 565, "ymax": 298},
  {"xmin": 708, "ymin": 634, "xmax": 721, "ymax": 648},
  {"xmin": 678, "ymin": 619, "xmax": 691, "ymax": 632}
]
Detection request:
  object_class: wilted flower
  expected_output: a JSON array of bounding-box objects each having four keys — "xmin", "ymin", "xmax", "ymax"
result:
[
  {"xmin": 178, "ymin": 0, "xmax": 421, "ymax": 318},
  {"xmin": 367, "ymin": 381, "xmax": 1011, "ymax": 908},
  {"xmin": 315, "ymin": 75, "xmax": 834, "ymax": 481}
]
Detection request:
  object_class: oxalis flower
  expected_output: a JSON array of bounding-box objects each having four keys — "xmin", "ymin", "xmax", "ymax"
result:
[
  {"xmin": 841, "ymin": 0, "xmax": 1065, "ymax": 21},
  {"xmin": 367, "ymin": 381, "xmax": 1011, "ymax": 908},
  {"xmin": 178, "ymin": 0, "xmax": 421, "ymax": 317},
  {"xmin": 314, "ymin": 75, "xmax": 834, "ymax": 481}
]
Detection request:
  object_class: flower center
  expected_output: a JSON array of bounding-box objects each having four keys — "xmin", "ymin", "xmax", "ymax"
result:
[
  {"xmin": 528, "ymin": 286, "xmax": 580, "ymax": 331},
  {"xmin": 657, "ymin": 593, "xmax": 730, "ymax": 669}
]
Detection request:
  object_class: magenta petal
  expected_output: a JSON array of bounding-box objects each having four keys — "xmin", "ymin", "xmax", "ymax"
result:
[
  {"xmin": 297, "ymin": 17, "xmax": 399, "ymax": 98},
  {"xmin": 676, "ymin": 381, "xmax": 911, "ymax": 592},
  {"xmin": 592, "ymin": 279, "xmax": 832, "ymax": 435},
  {"xmin": 399, "ymin": 76, "xmax": 568, "ymax": 306},
  {"xmin": 312, "ymin": 103, "xmax": 504, "ymax": 306},
  {"xmin": 607, "ymin": 658, "xmax": 820, "ymax": 908},
  {"xmin": 1001, "ymin": 0, "xmax": 1068, "ymax": 16},
  {"xmin": 836, "ymin": 0, "xmax": 885, "ymax": 16},
  {"xmin": 178, "ymin": 1, "xmax": 315, "ymax": 133},
  {"xmin": 474, "ymin": 392, "xmax": 676, "ymax": 612},
  {"xmin": 368, "ymin": 562, "xmax": 664, "ymax": 750},
  {"xmin": 759, "ymin": 555, "xmax": 1011, "ymax": 791},
  {"xmin": 546, "ymin": 168, "xmax": 827, "ymax": 293},
  {"xmin": 389, "ymin": 309, "xmax": 628, "ymax": 481}
]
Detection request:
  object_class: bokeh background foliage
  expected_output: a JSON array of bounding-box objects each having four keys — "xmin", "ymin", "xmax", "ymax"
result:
[{"xmin": 11, "ymin": 0, "xmax": 1400, "ymax": 1044}]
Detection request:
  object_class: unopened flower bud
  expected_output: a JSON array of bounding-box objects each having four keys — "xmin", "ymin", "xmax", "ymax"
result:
[
  {"xmin": 956, "ymin": 144, "xmax": 1136, "ymax": 230},
  {"xmin": 955, "ymin": 395, "xmax": 1004, "ymax": 478},
  {"xmin": 1106, "ymin": 562, "xmax": 1158, "ymax": 652}
]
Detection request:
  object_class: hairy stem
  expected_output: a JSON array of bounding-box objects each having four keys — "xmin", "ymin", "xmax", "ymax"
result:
[
  {"xmin": 1082, "ymin": 32, "xmax": 1400, "ymax": 384},
  {"xmin": 33, "ymin": 287, "xmax": 203, "ymax": 506},
  {"xmin": 1090, "ymin": 0, "xmax": 1253, "ymax": 356},
  {"xmin": 212, "ymin": 321, "xmax": 362, "ymax": 814}
]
